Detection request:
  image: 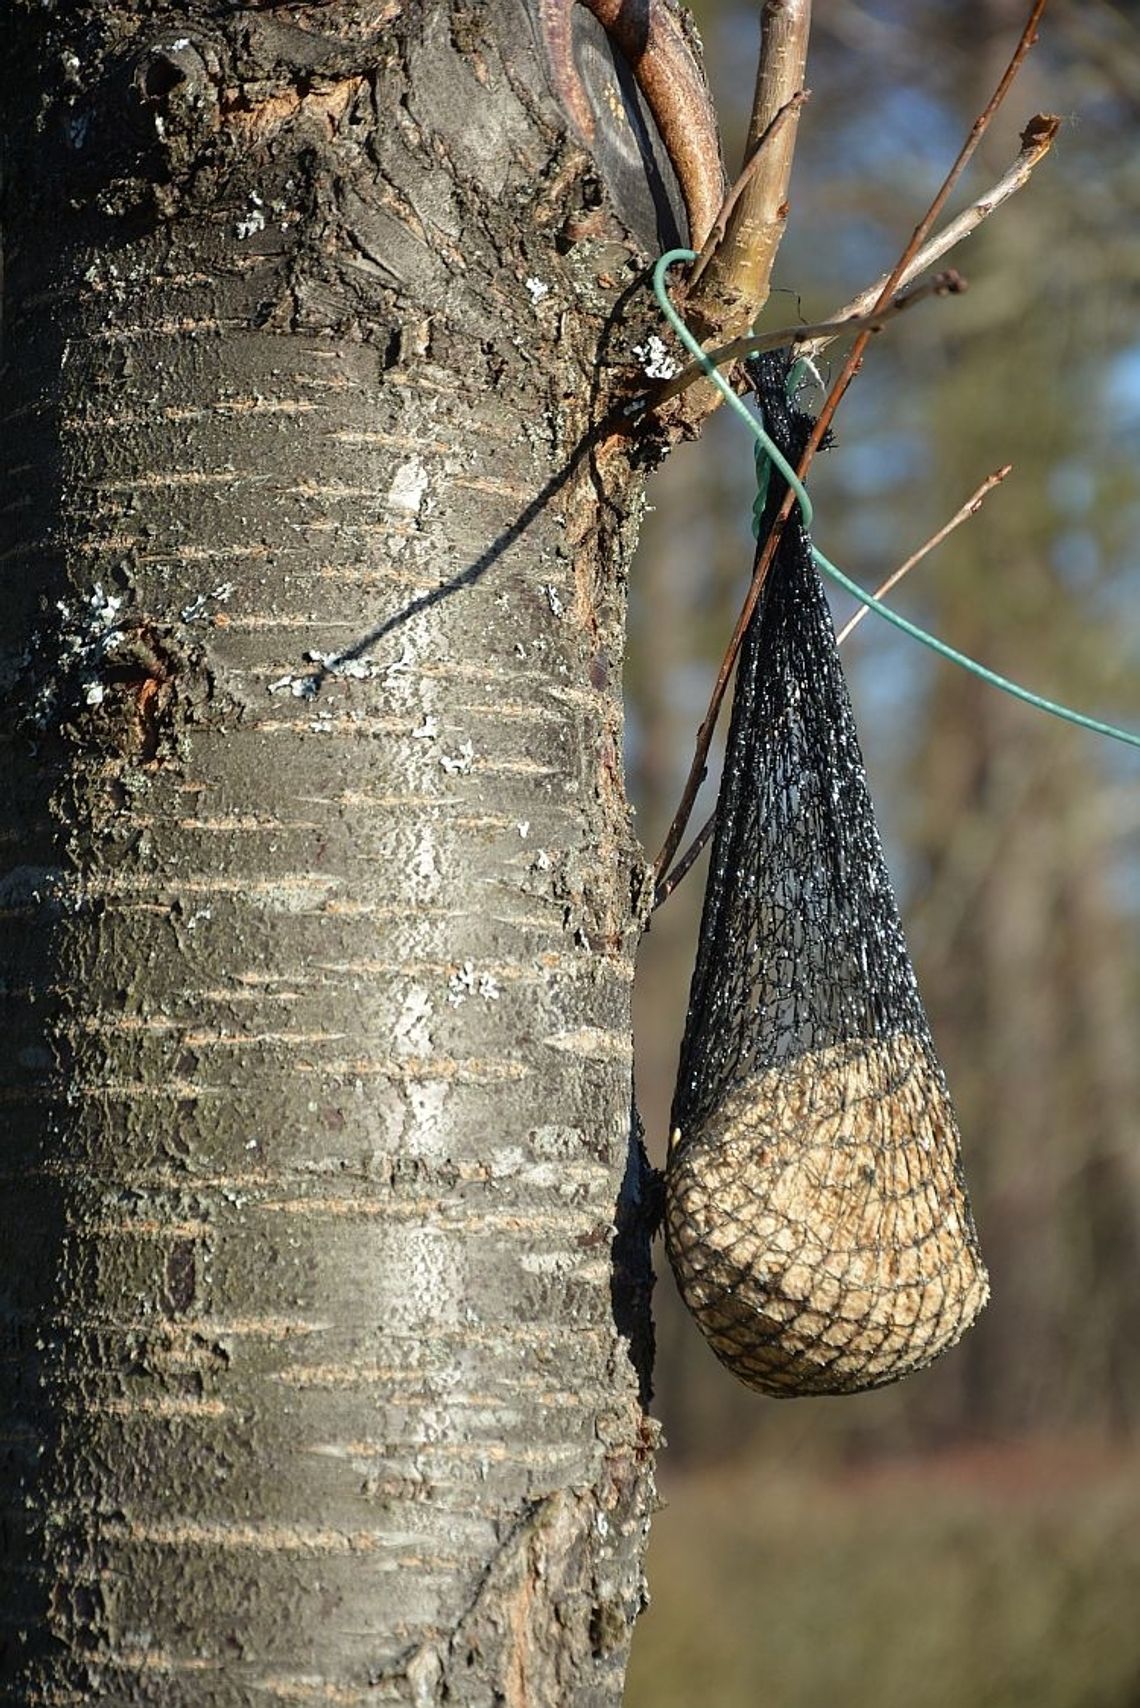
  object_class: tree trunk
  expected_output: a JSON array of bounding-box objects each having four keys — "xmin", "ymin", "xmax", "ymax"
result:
[{"xmin": 1, "ymin": 3, "xmax": 667, "ymax": 1699}]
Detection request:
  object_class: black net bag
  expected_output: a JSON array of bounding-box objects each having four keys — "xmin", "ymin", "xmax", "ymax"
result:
[{"xmin": 665, "ymin": 352, "xmax": 989, "ymax": 1397}]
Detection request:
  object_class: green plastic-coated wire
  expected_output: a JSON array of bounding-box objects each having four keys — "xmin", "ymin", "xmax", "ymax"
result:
[{"xmin": 652, "ymin": 249, "xmax": 1140, "ymax": 752}]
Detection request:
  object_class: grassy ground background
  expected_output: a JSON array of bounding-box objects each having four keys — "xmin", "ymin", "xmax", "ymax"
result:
[{"xmin": 626, "ymin": 1439, "xmax": 1140, "ymax": 1708}]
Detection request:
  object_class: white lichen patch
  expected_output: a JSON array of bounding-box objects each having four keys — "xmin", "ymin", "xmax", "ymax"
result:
[
  {"xmin": 383, "ymin": 640, "xmax": 417, "ymax": 698},
  {"xmin": 267, "ymin": 673, "xmax": 317, "ymax": 699},
  {"xmin": 267, "ymin": 645, "xmax": 382, "ymax": 700},
  {"xmin": 531, "ymin": 1125, "xmax": 587, "ymax": 1160},
  {"xmin": 264, "ymin": 666, "xmax": 305, "ymax": 693},
  {"xmin": 28, "ymin": 582, "xmax": 126, "ymax": 726},
  {"xmin": 181, "ymin": 583, "xmax": 234, "ymax": 622},
  {"xmin": 304, "ymin": 648, "xmax": 381, "ymax": 681},
  {"xmin": 412, "ymin": 827, "xmax": 438, "ymax": 884},
  {"xmin": 387, "ymin": 458, "xmax": 430, "ymax": 519},
  {"xmin": 525, "ymin": 276, "xmax": 550, "ymax": 304},
  {"xmin": 393, "ymin": 988, "xmax": 435, "ymax": 1056},
  {"xmin": 518, "ymin": 1250, "xmax": 577, "ymax": 1276},
  {"xmin": 235, "ymin": 193, "xmax": 266, "ymax": 240},
  {"xmin": 633, "ymin": 335, "xmax": 680, "ymax": 380},
  {"xmin": 438, "ymin": 740, "xmax": 474, "ymax": 775},
  {"xmin": 446, "ymin": 961, "xmax": 477, "ymax": 1006},
  {"xmin": 404, "ymin": 1080, "xmax": 451, "ymax": 1159},
  {"xmin": 379, "ymin": 1224, "xmax": 465, "ymax": 1332},
  {"xmin": 446, "ymin": 962, "xmax": 501, "ymax": 1006}
]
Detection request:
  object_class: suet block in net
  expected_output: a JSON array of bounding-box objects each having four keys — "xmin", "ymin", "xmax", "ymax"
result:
[{"xmin": 665, "ymin": 353, "xmax": 989, "ymax": 1397}]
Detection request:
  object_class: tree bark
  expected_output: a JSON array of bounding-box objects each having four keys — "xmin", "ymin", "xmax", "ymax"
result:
[{"xmin": 0, "ymin": 2, "xmax": 666, "ymax": 1699}]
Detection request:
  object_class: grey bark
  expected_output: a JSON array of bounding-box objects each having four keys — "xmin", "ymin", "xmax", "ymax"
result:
[{"xmin": 0, "ymin": 2, "xmax": 669, "ymax": 1700}]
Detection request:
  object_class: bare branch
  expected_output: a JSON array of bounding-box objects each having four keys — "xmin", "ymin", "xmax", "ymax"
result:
[
  {"xmin": 587, "ymin": 0, "xmax": 726, "ymax": 249},
  {"xmin": 641, "ymin": 110, "xmax": 1056, "ymax": 419},
  {"xmin": 799, "ymin": 113, "xmax": 1060, "ymax": 364},
  {"xmin": 687, "ymin": 90, "xmax": 811, "ymax": 290},
  {"xmin": 646, "ymin": 271, "xmax": 965, "ymax": 413},
  {"xmin": 653, "ymin": 810, "xmax": 714, "ymax": 909},
  {"xmin": 652, "ymin": 0, "xmax": 1052, "ymax": 886},
  {"xmin": 834, "ymin": 465, "xmax": 1012, "ymax": 645},
  {"xmin": 685, "ymin": 0, "xmax": 812, "ymax": 341},
  {"xmin": 539, "ymin": 0, "xmax": 726, "ymax": 250}
]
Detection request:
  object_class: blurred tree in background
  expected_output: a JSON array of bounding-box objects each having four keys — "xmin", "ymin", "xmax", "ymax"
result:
[{"xmin": 626, "ymin": 2, "xmax": 1140, "ymax": 1701}]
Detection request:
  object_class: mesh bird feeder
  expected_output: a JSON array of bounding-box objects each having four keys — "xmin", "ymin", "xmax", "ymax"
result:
[{"xmin": 665, "ymin": 353, "xmax": 989, "ymax": 1397}]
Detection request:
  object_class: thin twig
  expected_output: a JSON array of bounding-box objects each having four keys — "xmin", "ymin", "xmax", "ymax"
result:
[
  {"xmin": 834, "ymin": 465, "xmax": 1012, "ymax": 645},
  {"xmin": 653, "ymin": 811, "xmax": 715, "ymax": 908},
  {"xmin": 798, "ymin": 113, "xmax": 1060, "ymax": 364},
  {"xmin": 652, "ymin": 0, "xmax": 1050, "ymax": 885},
  {"xmin": 648, "ymin": 271, "xmax": 965, "ymax": 412},
  {"xmin": 654, "ymin": 466, "xmax": 1012, "ymax": 908}
]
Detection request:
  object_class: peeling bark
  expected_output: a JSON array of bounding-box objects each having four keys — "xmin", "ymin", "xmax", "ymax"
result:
[{"xmin": 0, "ymin": 2, "xmax": 664, "ymax": 1700}]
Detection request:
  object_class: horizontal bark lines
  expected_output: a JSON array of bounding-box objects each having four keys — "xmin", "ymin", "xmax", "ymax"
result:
[{"xmin": 0, "ymin": 3, "xmax": 656, "ymax": 1699}]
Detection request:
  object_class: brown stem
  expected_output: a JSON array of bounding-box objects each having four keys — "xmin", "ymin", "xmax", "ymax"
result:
[
  {"xmin": 686, "ymin": 0, "xmax": 812, "ymax": 343},
  {"xmin": 798, "ymin": 113, "xmax": 1060, "ymax": 365},
  {"xmin": 639, "ymin": 110, "xmax": 1056, "ymax": 422},
  {"xmin": 654, "ymin": 812, "xmax": 715, "ymax": 908},
  {"xmin": 687, "ymin": 90, "xmax": 811, "ymax": 290}
]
